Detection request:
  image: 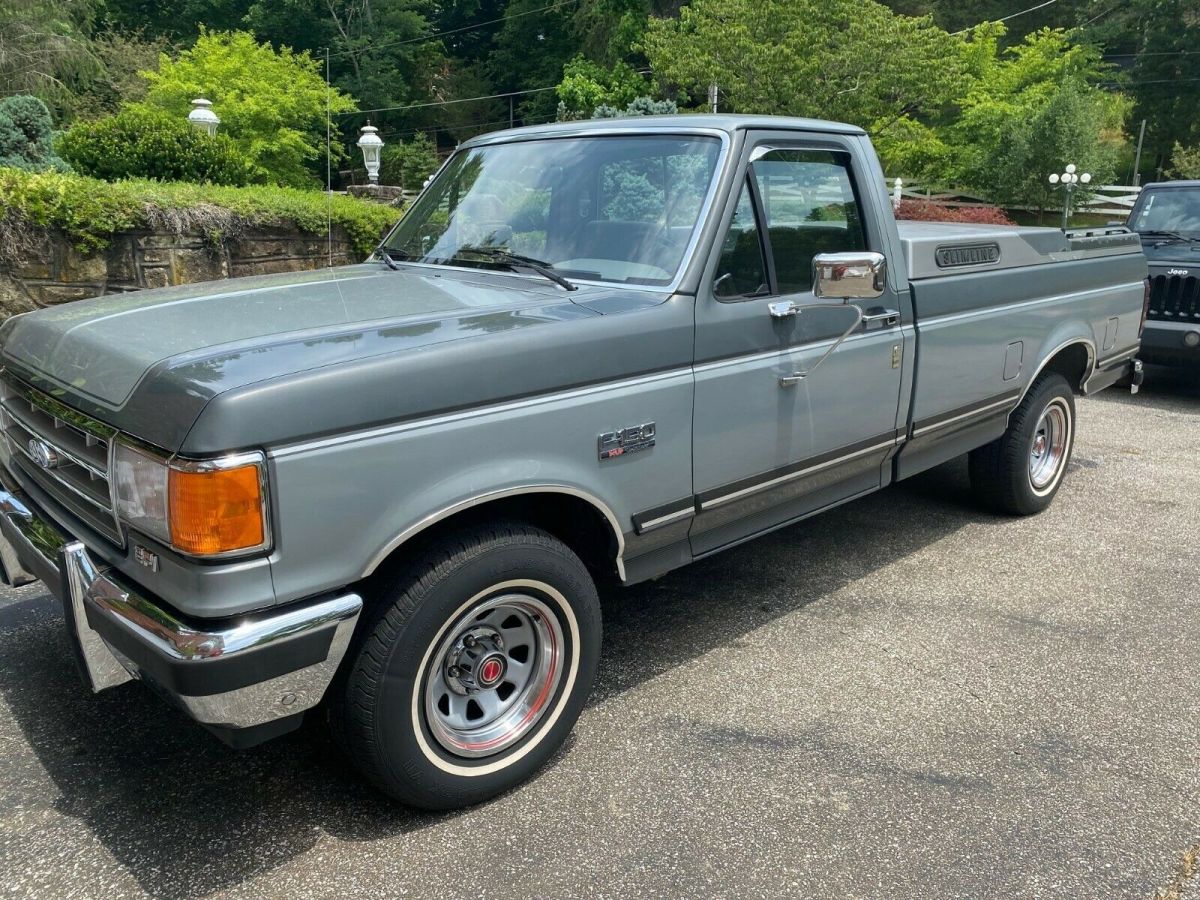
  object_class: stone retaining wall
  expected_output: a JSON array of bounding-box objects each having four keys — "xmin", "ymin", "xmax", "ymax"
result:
[{"xmin": 0, "ymin": 225, "xmax": 357, "ymax": 317}]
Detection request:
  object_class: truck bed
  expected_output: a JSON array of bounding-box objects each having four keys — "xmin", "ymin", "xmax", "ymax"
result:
[{"xmin": 897, "ymin": 221, "xmax": 1143, "ymax": 281}]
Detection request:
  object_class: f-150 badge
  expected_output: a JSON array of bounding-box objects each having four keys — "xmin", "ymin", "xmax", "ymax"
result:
[{"xmin": 598, "ymin": 423, "xmax": 655, "ymax": 460}]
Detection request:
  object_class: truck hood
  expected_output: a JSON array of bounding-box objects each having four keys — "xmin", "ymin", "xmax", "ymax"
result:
[
  {"xmin": 1141, "ymin": 239, "xmax": 1200, "ymax": 266},
  {"xmin": 0, "ymin": 263, "xmax": 651, "ymax": 452}
]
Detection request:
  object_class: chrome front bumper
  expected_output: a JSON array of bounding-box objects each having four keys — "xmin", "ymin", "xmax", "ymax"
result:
[{"xmin": 0, "ymin": 486, "xmax": 362, "ymax": 742}]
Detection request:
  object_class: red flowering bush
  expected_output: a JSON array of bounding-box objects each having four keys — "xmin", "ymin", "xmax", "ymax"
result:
[{"xmin": 895, "ymin": 199, "xmax": 1015, "ymax": 226}]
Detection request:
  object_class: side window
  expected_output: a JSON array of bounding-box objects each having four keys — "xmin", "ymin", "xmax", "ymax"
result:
[
  {"xmin": 751, "ymin": 149, "xmax": 867, "ymax": 294},
  {"xmin": 714, "ymin": 177, "xmax": 768, "ymax": 299}
]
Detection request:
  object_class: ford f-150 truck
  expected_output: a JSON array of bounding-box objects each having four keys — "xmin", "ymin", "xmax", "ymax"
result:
[
  {"xmin": 1126, "ymin": 180, "xmax": 1200, "ymax": 366},
  {"xmin": 0, "ymin": 116, "xmax": 1147, "ymax": 809}
]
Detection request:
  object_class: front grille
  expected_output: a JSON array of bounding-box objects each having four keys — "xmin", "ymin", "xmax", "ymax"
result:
[
  {"xmin": 0, "ymin": 374, "xmax": 123, "ymax": 544},
  {"xmin": 1147, "ymin": 273, "xmax": 1200, "ymax": 322}
]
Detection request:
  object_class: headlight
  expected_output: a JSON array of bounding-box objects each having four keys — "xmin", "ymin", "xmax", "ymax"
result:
[{"xmin": 114, "ymin": 441, "xmax": 269, "ymax": 557}]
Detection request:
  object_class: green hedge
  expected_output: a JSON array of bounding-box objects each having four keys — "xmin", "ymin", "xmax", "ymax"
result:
[
  {"xmin": 0, "ymin": 168, "xmax": 402, "ymax": 259},
  {"xmin": 57, "ymin": 106, "xmax": 255, "ymax": 186}
]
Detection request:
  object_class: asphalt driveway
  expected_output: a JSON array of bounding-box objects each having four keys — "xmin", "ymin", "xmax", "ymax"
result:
[{"xmin": 1, "ymin": 370, "xmax": 1197, "ymax": 899}]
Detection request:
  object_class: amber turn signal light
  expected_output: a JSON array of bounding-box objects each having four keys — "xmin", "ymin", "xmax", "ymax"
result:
[{"xmin": 168, "ymin": 463, "xmax": 265, "ymax": 556}]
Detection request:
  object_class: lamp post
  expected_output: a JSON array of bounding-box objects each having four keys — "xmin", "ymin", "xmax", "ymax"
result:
[
  {"xmin": 187, "ymin": 98, "xmax": 219, "ymax": 136},
  {"xmin": 357, "ymin": 123, "xmax": 384, "ymax": 186},
  {"xmin": 1049, "ymin": 163, "xmax": 1092, "ymax": 231}
]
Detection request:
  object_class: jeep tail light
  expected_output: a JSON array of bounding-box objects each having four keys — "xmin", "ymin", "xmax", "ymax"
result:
[{"xmin": 1140, "ymin": 277, "xmax": 1151, "ymax": 337}]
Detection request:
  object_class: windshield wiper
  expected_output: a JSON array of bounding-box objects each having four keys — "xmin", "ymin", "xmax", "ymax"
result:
[
  {"xmin": 453, "ymin": 246, "xmax": 578, "ymax": 291},
  {"xmin": 376, "ymin": 247, "xmax": 402, "ymax": 270},
  {"xmin": 1138, "ymin": 230, "xmax": 1200, "ymax": 244}
]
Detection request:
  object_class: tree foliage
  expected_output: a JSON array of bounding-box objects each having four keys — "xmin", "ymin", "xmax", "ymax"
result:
[
  {"xmin": 642, "ymin": 0, "xmax": 964, "ymax": 128},
  {"xmin": 57, "ymin": 105, "xmax": 255, "ymax": 184},
  {"xmin": 0, "ymin": 96, "xmax": 67, "ymax": 172},
  {"xmin": 1165, "ymin": 143, "xmax": 1200, "ymax": 180},
  {"xmin": 555, "ymin": 56, "xmax": 647, "ymax": 120},
  {"xmin": 379, "ymin": 131, "xmax": 439, "ymax": 188},
  {"xmin": 139, "ymin": 29, "xmax": 357, "ymax": 187},
  {"xmin": 0, "ymin": 0, "xmax": 100, "ymax": 119}
]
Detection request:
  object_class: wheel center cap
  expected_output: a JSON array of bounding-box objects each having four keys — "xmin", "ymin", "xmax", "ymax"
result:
[
  {"xmin": 1033, "ymin": 434, "xmax": 1046, "ymax": 456},
  {"xmin": 478, "ymin": 655, "xmax": 506, "ymax": 688}
]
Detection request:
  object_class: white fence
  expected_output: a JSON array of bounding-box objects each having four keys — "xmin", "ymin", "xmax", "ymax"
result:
[{"xmin": 887, "ymin": 179, "xmax": 1142, "ymax": 218}]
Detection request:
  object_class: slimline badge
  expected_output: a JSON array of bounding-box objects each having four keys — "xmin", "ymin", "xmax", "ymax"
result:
[{"xmin": 598, "ymin": 423, "xmax": 656, "ymax": 460}]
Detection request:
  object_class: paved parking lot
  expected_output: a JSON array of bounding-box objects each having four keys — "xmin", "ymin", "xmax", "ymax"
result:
[{"xmin": 1, "ymin": 370, "xmax": 1197, "ymax": 900}]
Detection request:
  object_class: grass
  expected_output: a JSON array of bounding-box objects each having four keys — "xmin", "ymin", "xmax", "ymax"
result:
[{"xmin": 0, "ymin": 167, "xmax": 403, "ymax": 263}]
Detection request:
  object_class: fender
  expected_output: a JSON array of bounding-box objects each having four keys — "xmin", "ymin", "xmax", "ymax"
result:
[
  {"xmin": 1016, "ymin": 333, "xmax": 1096, "ymax": 407},
  {"xmin": 361, "ymin": 484, "xmax": 627, "ymax": 581}
]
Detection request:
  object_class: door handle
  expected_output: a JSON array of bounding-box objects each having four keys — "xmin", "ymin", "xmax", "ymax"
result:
[{"xmin": 860, "ymin": 307, "xmax": 900, "ymax": 327}]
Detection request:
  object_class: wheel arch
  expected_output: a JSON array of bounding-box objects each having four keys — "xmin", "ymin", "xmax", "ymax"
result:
[
  {"xmin": 1019, "ymin": 337, "xmax": 1096, "ymax": 405},
  {"xmin": 361, "ymin": 486, "xmax": 626, "ymax": 584}
]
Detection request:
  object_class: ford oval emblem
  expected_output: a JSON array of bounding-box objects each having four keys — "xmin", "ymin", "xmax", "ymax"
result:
[{"xmin": 27, "ymin": 438, "xmax": 60, "ymax": 470}]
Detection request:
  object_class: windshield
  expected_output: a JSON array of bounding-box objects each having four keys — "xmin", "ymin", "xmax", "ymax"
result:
[
  {"xmin": 1131, "ymin": 187, "xmax": 1200, "ymax": 236},
  {"xmin": 382, "ymin": 134, "xmax": 723, "ymax": 286}
]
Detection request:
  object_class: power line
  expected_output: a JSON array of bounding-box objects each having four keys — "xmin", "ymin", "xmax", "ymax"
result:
[
  {"xmin": 342, "ymin": 85, "xmax": 560, "ymax": 118},
  {"xmin": 328, "ymin": 0, "xmax": 579, "ymax": 59},
  {"xmin": 952, "ymin": 0, "xmax": 1060, "ymax": 35}
]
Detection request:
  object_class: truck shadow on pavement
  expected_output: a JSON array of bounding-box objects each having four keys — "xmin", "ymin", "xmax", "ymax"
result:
[{"xmin": 0, "ymin": 457, "xmax": 990, "ymax": 899}]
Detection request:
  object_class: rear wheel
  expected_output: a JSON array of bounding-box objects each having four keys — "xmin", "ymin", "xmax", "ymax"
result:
[
  {"xmin": 330, "ymin": 522, "xmax": 601, "ymax": 810},
  {"xmin": 969, "ymin": 373, "xmax": 1076, "ymax": 515}
]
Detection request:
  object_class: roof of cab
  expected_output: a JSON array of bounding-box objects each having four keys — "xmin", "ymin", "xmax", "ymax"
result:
[
  {"xmin": 459, "ymin": 114, "xmax": 866, "ymax": 148},
  {"xmin": 1140, "ymin": 180, "xmax": 1200, "ymax": 190}
]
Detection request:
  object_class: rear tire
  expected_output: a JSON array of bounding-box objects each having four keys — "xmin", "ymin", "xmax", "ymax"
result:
[
  {"xmin": 330, "ymin": 522, "xmax": 601, "ymax": 810},
  {"xmin": 969, "ymin": 373, "xmax": 1076, "ymax": 515}
]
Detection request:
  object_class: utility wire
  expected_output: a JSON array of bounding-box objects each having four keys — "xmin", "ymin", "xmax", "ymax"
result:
[
  {"xmin": 951, "ymin": 0, "xmax": 1060, "ymax": 35},
  {"xmin": 328, "ymin": 0, "xmax": 579, "ymax": 59},
  {"xmin": 341, "ymin": 68, "xmax": 651, "ymax": 119},
  {"xmin": 342, "ymin": 85, "xmax": 560, "ymax": 118}
]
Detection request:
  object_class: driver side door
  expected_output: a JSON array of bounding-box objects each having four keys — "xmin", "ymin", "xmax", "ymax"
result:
[{"xmin": 689, "ymin": 137, "xmax": 907, "ymax": 555}]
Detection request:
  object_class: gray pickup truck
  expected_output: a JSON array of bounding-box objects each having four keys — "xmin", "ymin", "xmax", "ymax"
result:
[{"xmin": 0, "ymin": 115, "xmax": 1146, "ymax": 809}]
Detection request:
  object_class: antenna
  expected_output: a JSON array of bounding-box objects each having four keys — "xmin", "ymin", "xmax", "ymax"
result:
[{"xmin": 325, "ymin": 47, "xmax": 333, "ymax": 268}]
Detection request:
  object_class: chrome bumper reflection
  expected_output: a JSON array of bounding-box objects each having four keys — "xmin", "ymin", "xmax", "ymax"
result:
[{"xmin": 0, "ymin": 486, "xmax": 362, "ymax": 730}]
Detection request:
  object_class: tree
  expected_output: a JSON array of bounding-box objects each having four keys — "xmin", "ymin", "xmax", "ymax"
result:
[
  {"xmin": 1165, "ymin": 143, "xmax": 1200, "ymax": 180},
  {"xmin": 555, "ymin": 55, "xmax": 646, "ymax": 120},
  {"xmin": 139, "ymin": 29, "xmax": 357, "ymax": 187},
  {"xmin": 592, "ymin": 96, "xmax": 678, "ymax": 118},
  {"xmin": 1124, "ymin": 0, "xmax": 1200, "ymax": 176},
  {"xmin": 0, "ymin": 0, "xmax": 100, "ymax": 119},
  {"xmin": 0, "ymin": 96, "xmax": 67, "ymax": 171},
  {"xmin": 244, "ymin": 0, "xmax": 435, "ymax": 122},
  {"xmin": 379, "ymin": 131, "xmax": 439, "ymax": 187},
  {"xmin": 950, "ymin": 27, "xmax": 1126, "ymax": 214},
  {"xmin": 641, "ymin": 0, "xmax": 965, "ymax": 131}
]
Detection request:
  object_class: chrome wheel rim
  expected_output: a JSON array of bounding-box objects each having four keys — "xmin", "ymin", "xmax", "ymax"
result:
[
  {"xmin": 423, "ymin": 593, "xmax": 564, "ymax": 758},
  {"xmin": 1029, "ymin": 399, "xmax": 1070, "ymax": 493}
]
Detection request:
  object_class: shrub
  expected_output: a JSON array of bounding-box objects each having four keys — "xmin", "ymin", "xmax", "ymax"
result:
[
  {"xmin": 57, "ymin": 106, "xmax": 254, "ymax": 185},
  {"xmin": 140, "ymin": 30, "xmax": 358, "ymax": 188},
  {"xmin": 1165, "ymin": 142, "xmax": 1200, "ymax": 180},
  {"xmin": 0, "ymin": 168, "xmax": 401, "ymax": 262},
  {"xmin": 379, "ymin": 132, "xmax": 440, "ymax": 189},
  {"xmin": 593, "ymin": 96, "xmax": 678, "ymax": 119},
  {"xmin": 895, "ymin": 199, "xmax": 1015, "ymax": 226},
  {"xmin": 0, "ymin": 96, "xmax": 66, "ymax": 172}
]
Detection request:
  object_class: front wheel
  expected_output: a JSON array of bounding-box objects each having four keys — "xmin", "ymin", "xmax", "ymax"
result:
[
  {"xmin": 330, "ymin": 522, "xmax": 601, "ymax": 809},
  {"xmin": 969, "ymin": 372, "xmax": 1076, "ymax": 515}
]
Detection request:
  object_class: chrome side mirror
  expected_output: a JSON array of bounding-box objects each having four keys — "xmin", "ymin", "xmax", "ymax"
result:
[{"xmin": 812, "ymin": 251, "xmax": 887, "ymax": 300}]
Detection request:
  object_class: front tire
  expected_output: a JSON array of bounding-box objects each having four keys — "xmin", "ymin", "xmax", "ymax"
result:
[
  {"xmin": 331, "ymin": 522, "xmax": 601, "ymax": 810},
  {"xmin": 969, "ymin": 372, "xmax": 1076, "ymax": 515}
]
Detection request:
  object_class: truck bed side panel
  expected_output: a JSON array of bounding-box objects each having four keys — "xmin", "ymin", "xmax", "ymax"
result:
[{"xmin": 898, "ymin": 252, "xmax": 1145, "ymax": 478}]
